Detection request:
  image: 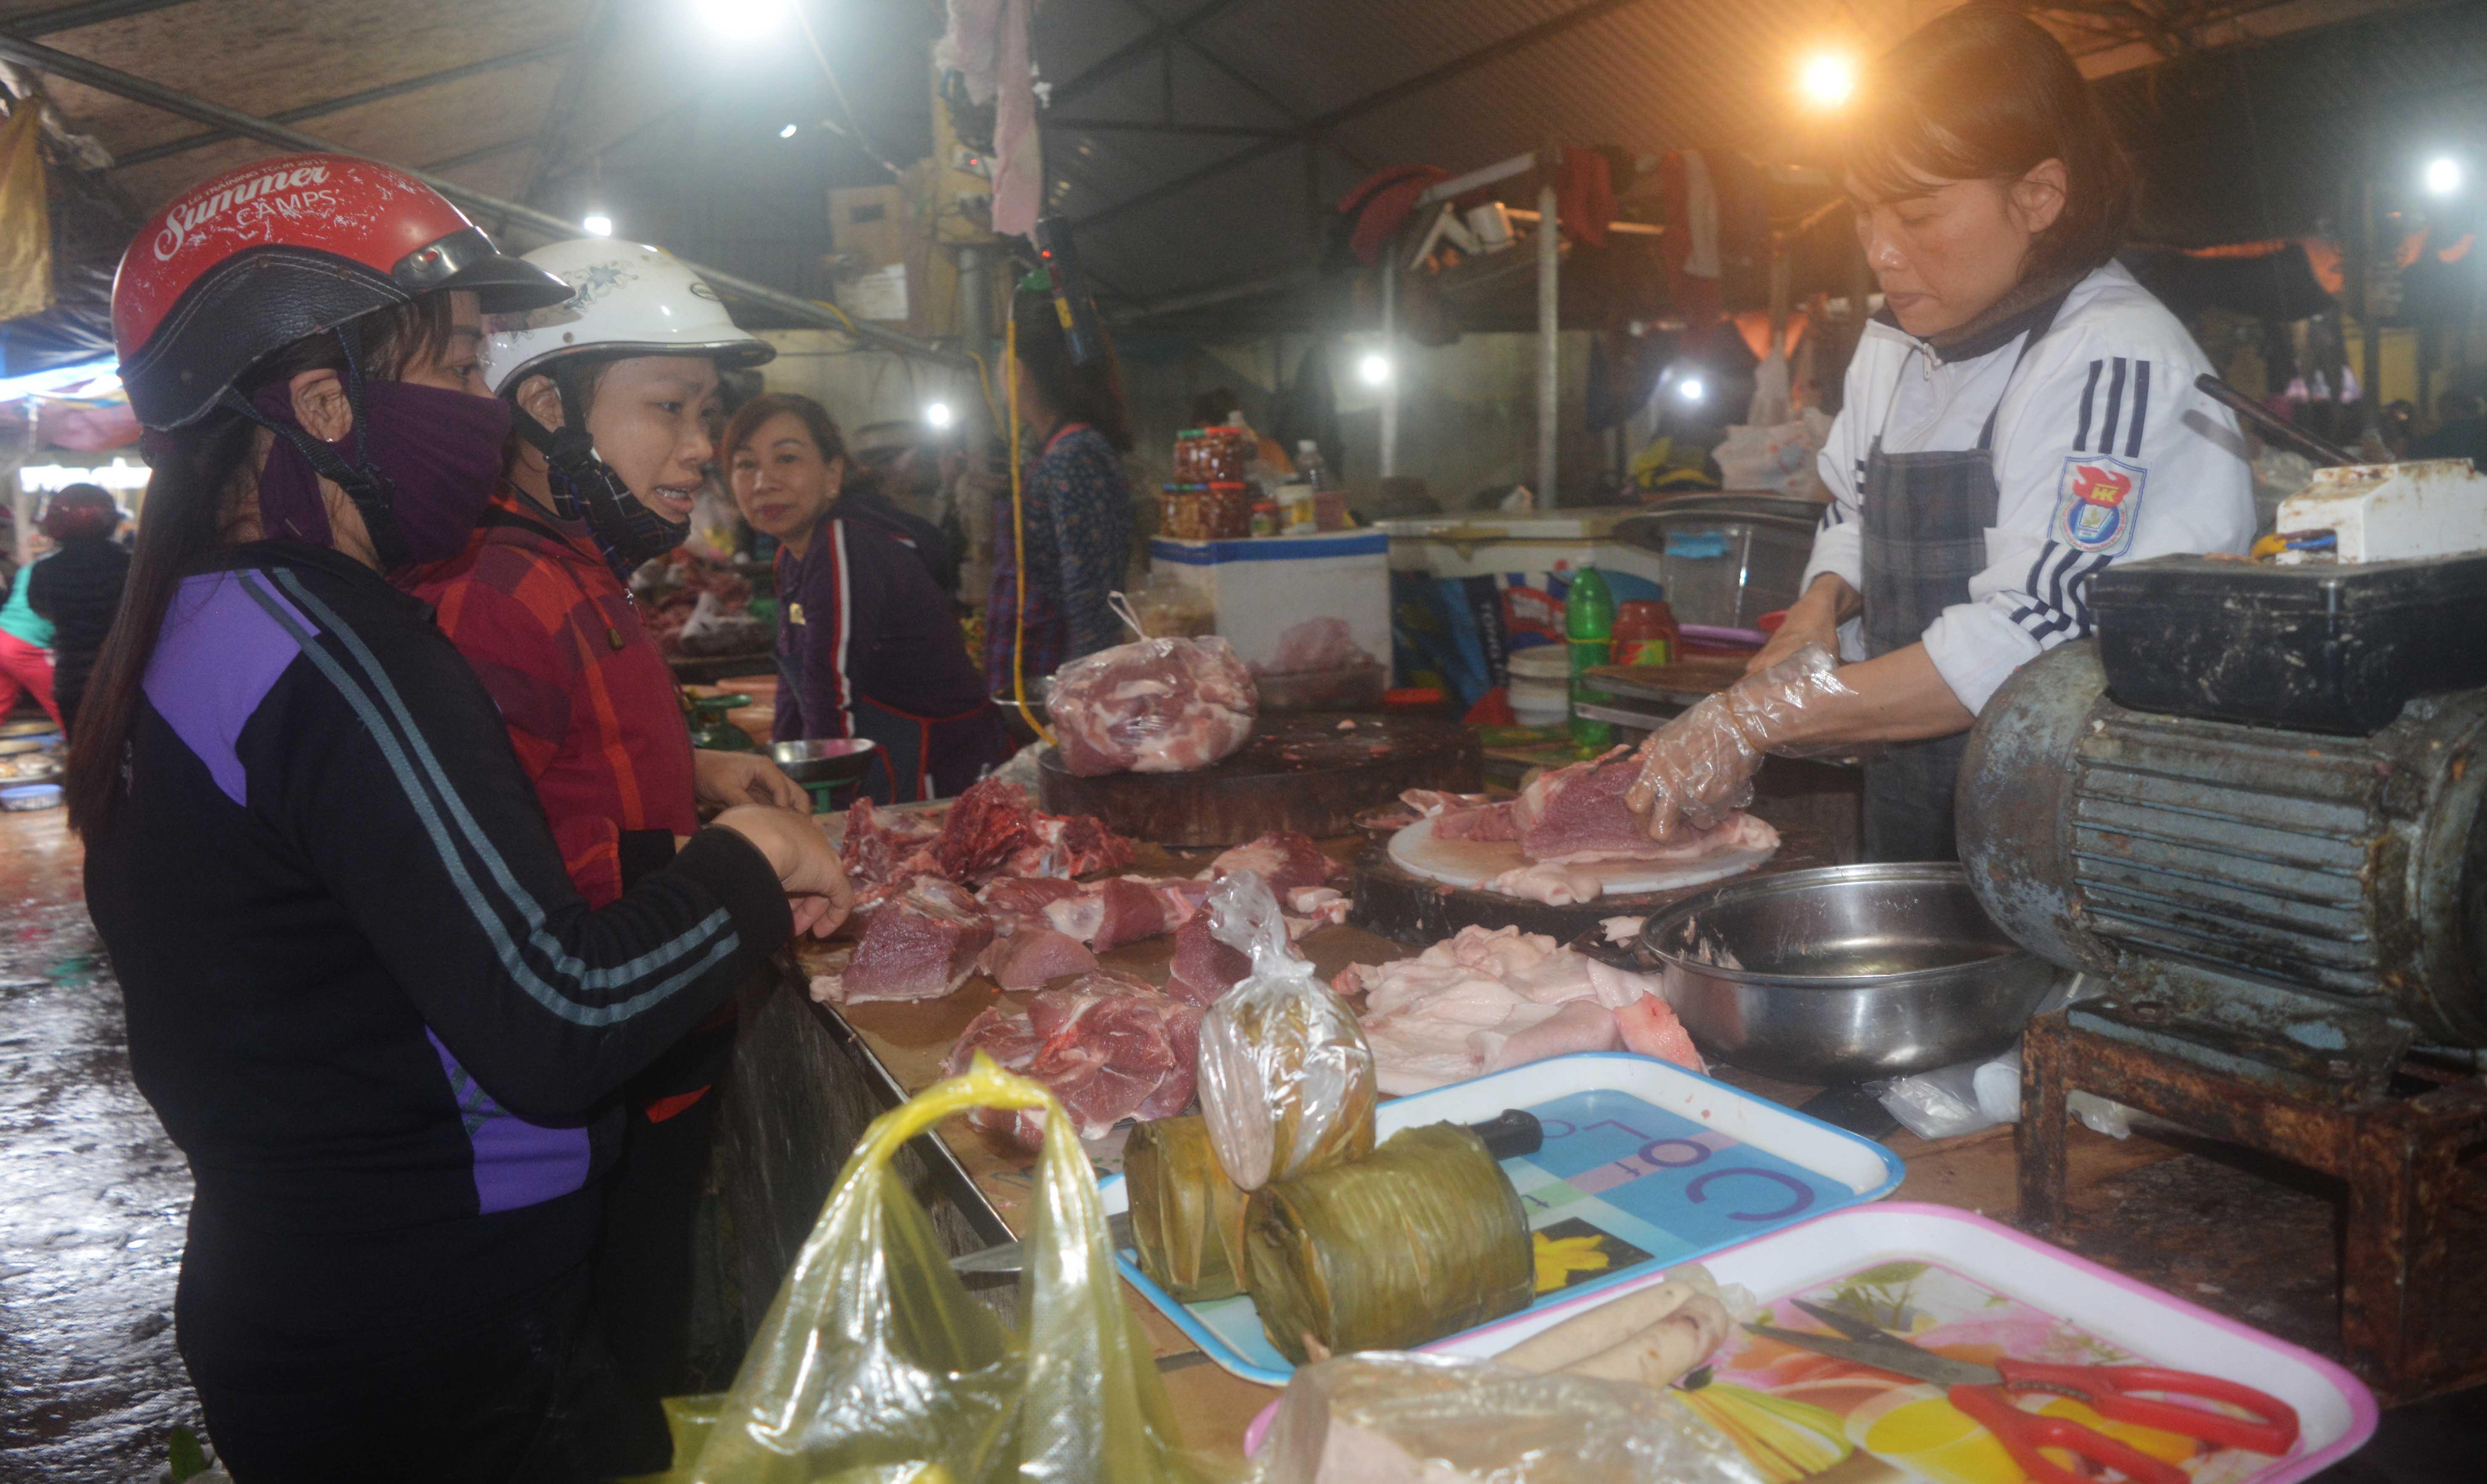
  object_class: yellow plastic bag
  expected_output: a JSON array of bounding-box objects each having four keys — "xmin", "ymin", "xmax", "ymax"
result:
[
  {"xmin": 0, "ymin": 102, "xmax": 53, "ymax": 323},
  {"xmin": 664, "ymin": 1053, "xmax": 1229, "ymax": 1484}
]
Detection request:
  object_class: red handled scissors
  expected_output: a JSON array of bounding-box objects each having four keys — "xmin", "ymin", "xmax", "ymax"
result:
[{"xmin": 1747, "ymin": 1298, "xmax": 2300, "ymax": 1484}]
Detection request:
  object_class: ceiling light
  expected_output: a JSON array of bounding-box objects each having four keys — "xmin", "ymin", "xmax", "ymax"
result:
[
  {"xmin": 1357, "ymin": 352, "xmax": 1392, "ymax": 387},
  {"xmin": 581, "ymin": 213, "xmax": 614, "ymax": 237},
  {"xmin": 693, "ymin": 0, "xmax": 790, "ymax": 41},
  {"xmin": 1677, "ymin": 376, "xmax": 1706, "ymax": 404},
  {"xmin": 2424, "ymin": 156, "xmax": 2463, "ymax": 197},
  {"xmin": 924, "ymin": 401, "xmax": 956, "ymax": 430},
  {"xmin": 779, "ymin": 122, "xmax": 799, "ymax": 139},
  {"xmin": 1798, "ymin": 53, "xmax": 1857, "ymax": 110}
]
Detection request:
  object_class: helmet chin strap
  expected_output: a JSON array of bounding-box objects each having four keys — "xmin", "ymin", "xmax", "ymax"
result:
[
  {"xmin": 507, "ymin": 358, "xmax": 691, "ymax": 581},
  {"xmin": 220, "ymin": 321, "xmax": 413, "ymax": 569}
]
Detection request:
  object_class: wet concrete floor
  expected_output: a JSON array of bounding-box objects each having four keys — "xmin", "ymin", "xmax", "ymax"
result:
[{"xmin": 1, "ymin": 805, "xmax": 199, "ymax": 1482}]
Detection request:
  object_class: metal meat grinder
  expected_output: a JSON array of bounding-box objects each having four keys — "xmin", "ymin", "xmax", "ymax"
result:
[
  {"xmin": 1960, "ymin": 459, "xmax": 2487, "ymax": 1094},
  {"xmin": 1955, "ymin": 457, "xmax": 2487, "ymax": 1393}
]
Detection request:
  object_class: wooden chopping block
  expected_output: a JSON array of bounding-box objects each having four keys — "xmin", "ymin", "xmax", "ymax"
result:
[{"xmin": 1036, "ymin": 712, "xmax": 1482, "ymax": 847}]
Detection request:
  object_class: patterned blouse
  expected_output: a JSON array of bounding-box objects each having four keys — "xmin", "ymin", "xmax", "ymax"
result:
[{"xmin": 983, "ymin": 422, "xmax": 1135, "ymax": 693}]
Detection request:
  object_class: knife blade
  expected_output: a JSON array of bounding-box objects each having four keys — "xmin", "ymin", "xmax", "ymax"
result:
[
  {"xmin": 949, "ymin": 1108, "xmax": 1545, "ymax": 1274},
  {"xmin": 1744, "ymin": 1302, "xmax": 2000, "ymax": 1390}
]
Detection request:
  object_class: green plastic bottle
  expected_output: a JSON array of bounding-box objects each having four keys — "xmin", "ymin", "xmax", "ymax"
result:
[{"xmin": 1565, "ymin": 566, "xmax": 1615, "ymax": 751}]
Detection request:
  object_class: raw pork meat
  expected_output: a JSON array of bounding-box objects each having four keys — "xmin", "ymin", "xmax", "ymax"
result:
[
  {"xmin": 1164, "ymin": 910, "xmax": 1252, "ymax": 1007},
  {"xmin": 976, "ymin": 875, "xmax": 1088, "ymax": 921},
  {"xmin": 1039, "ymin": 876, "xmax": 1169, "ymax": 952},
  {"xmin": 1287, "ymin": 886, "xmax": 1350, "ymax": 932},
  {"xmin": 837, "ymin": 797, "xmax": 945, "ymax": 904},
  {"xmin": 816, "ymin": 879, "xmax": 993, "ymax": 1003},
  {"xmin": 1049, "ymin": 635, "xmax": 1257, "ymax": 776},
  {"xmin": 1340, "ymin": 925, "xmax": 1702, "ymax": 1093},
  {"xmin": 1250, "ymin": 616, "xmax": 1381, "ymax": 674},
  {"xmin": 1202, "ymin": 831, "xmax": 1347, "ymax": 895},
  {"xmin": 1480, "ymin": 862, "xmax": 1605, "ymax": 905},
  {"xmin": 1002, "ymin": 811, "xmax": 1135, "ymax": 880},
  {"xmin": 1403, "ymin": 789, "xmax": 1518, "ymax": 842},
  {"xmin": 1513, "ymin": 749, "xmax": 1779, "ymax": 867},
  {"xmin": 975, "ymin": 927, "xmax": 1099, "ymax": 991},
  {"xmin": 935, "ymin": 778, "xmax": 1130, "ymax": 883},
  {"xmin": 840, "ymin": 783, "xmax": 1133, "ymax": 904},
  {"xmin": 942, "ymin": 973, "xmax": 1203, "ymax": 1148}
]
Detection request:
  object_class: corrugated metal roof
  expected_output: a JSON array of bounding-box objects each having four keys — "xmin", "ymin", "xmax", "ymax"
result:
[{"xmin": 0, "ymin": 0, "xmax": 2462, "ymax": 324}]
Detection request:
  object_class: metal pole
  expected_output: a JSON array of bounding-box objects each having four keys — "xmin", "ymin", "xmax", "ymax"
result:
[
  {"xmin": 956, "ymin": 242, "xmax": 992, "ymax": 435},
  {"xmin": 0, "ymin": 31, "xmax": 966, "ymax": 366},
  {"xmin": 1536, "ymin": 167, "xmax": 1560, "ymax": 505},
  {"xmin": 1379, "ymin": 236, "xmax": 1398, "ymax": 478}
]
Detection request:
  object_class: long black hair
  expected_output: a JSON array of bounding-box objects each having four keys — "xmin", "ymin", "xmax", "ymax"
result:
[
  {"xmin": 65, "ymin": 295, "xmax": 454, "ymax": 835},
  {"xmin": 1011, "ymin": 289, "xmax": 1135, "ymax": 453}
]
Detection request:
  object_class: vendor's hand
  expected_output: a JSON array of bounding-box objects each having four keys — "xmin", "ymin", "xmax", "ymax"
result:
[
  {"xmin": 1747, "ymin": 573, "xmax": 1854, "ymax": 676},
  {"xmin": 1627, "ymin": 644, "xmax": 1857, "ymax": 839},
  {"xmin": 712, "ymin": 804, "xmax": 853, "ymax": 938},
  {"xmin": 1624, "ymin": 694, "xmax": 1766, "ymax": 842},
  {"xmin": 696, "ymin": 747, "xmax": 810, "ymax": 813}
]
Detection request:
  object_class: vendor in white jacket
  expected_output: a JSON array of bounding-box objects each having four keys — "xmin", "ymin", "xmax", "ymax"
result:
[{"xmin": 1629, "ymin": 8, "xmax": 2253, "ymax": 861}]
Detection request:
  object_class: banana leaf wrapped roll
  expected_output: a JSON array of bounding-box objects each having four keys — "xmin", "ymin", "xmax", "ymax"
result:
[
  {"xmin": 1125, "ymin": 1115, "xmax": 1251, "ymax": 1302},
  {"xmin": 1244, "ymin": 1122, "xmax": 1533, "ymax": 1364}
]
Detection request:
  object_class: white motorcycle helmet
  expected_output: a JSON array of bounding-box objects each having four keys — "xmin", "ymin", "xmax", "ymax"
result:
[
  {"xmin": 480, "ymin": 239, "xmax": 773, "ymax": 572},
  {"xmin": 480, "ymin": 237, "xmax": 774, "ymax": 393}
]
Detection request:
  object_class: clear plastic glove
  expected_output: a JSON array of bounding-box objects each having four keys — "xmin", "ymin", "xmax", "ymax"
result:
[{"xmin": 1624, "ymin": 645, "xmax": 1854, "ymax": 841}]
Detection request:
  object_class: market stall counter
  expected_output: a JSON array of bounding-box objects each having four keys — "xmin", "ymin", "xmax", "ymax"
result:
[{"xmin": 707, "ymin": 827, "xmax": 2245, "ymax": 1470}]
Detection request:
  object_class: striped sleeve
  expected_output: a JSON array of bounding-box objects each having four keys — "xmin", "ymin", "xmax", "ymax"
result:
[
  {"xmin": 1923, "ymin": 330, "xmax": 2252, "ymax": 715},
  {"xmin": 251, "ymin": 566, "xmax": 791, "ymax": 1123},
  {"xmin": 793, "ymin": 521, "xmax": 861, "ymax": 739}
]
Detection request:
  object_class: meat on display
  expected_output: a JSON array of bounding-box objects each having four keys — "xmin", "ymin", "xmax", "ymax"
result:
[
  {"xmin": 1339, "ymin": 924, "xmax": 1703, "ymax": 1094},
  {"xmin": 1047, "ymin": 635, "xmax": 1258, "ymax": 776},
  {"xmin": 943, "ymin": 973, "xmax": 1204, "ymax": 1148}
]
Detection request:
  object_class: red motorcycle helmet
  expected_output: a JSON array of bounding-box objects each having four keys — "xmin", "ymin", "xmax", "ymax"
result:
[{"xmin": 112, "ymin": 153, "xmax": 571, "ymax": 430}]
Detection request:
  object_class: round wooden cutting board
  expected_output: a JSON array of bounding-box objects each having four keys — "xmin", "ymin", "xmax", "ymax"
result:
[{"xmin": 1348, "ymin": 825, "xmax": 1834, "ymax": 947}]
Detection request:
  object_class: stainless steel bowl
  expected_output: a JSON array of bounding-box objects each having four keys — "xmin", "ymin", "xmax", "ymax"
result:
[
  {"xmin": 1639, "ymin": 863, "xmax": 2056, "ymax": 1083},
  {"xmin": 769, "ymin": 738, "xmax": 880, "ymax": 788}
]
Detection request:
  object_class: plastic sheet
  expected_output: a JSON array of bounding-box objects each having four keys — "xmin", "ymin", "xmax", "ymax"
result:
[
  {"xmin": 1244, "ymin": 1121, "xmax": 1533, "ymax": 1363},
  {"xmin": 1048, "ymin": 628, "xmax": 1258, "ymax": 776},
  {"xmin": 1196, "ymin": 869, "xmax": 1377, "ymax": 1190},
  {"xmin": 1252, "ymin": 1351, "xmax": 1768, "ymax": 1484},
  {"xmin": 1623, "ymin": 644, "xmax": 1855, "ymax": 840},
  {"xmin": 659, "ymin": 1052, "xmax": 1228, "ymax": 1483}
]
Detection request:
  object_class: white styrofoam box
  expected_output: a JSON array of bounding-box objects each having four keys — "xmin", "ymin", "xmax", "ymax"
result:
[
  {"xmin": 1148, "ymin": 530, "xmax": 1390, "ymax": 674},
  {"xmin": 2274, "ymin": 457, "xmax": 2487, "ymax": 564}
]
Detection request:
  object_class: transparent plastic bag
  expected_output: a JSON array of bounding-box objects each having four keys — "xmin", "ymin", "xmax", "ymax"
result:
[
  {"xmin": 1048, "ymin": 610, "xmax": 1259, "ymax": 777},
  {"xmin": 659, "ymin": 1053, "xmax": 1230, "ymax": 1483},
  {"xmin": 1624, "ymin": 644, "xmax": 1855, "ymax": 839},
  {"xmin": 1252, "ymin": 1351, "xmax": 1767, "ymax": 1484},
  {"xmin": 1868, "ymin": 1051, "xmax": 2018, "ymax": 1142},
  {"xmin": 1196, "ymin": 869, "xmax": 1377, "ymax": 1190}
]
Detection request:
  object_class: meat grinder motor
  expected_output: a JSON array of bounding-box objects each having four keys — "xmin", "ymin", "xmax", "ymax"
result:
[{"xmin": 1958, "ymin": 642, "xmax": 2487, "ymax": 1095}]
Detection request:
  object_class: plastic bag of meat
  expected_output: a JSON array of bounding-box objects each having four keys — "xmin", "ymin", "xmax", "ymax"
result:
[
  {"xmin": 1048, "ymin": 634, "xmax": 1257, "ymax": 776},
  {"xmin": 1193, "ymin": 870, "xmax": 1377, "ymax": 1191},
  {"xmin": 1253, "ymin": 1351, "xmax": 1763, "ymax": 1484}
]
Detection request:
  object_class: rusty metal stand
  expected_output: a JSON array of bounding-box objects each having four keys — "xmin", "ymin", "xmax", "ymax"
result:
[{"xmin": 2021, "ymin": 1012, "xmax": 2487, "ymax": 1400}]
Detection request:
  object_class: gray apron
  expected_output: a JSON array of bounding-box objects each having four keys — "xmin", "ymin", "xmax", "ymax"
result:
[{"xmin": 1858, "ymin": 295, "xmax": 2065, "ymax": 862}]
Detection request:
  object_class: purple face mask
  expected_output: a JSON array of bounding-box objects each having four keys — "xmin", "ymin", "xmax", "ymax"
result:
[{"xmin": 251, "ymin": 378, "xmax": 512, "ymax": 569}]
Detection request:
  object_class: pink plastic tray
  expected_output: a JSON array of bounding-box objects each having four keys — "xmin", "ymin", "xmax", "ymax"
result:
[{"xmin": 1244, "ymin": 1202, "xmax": 2376, "ymax": 1481}]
